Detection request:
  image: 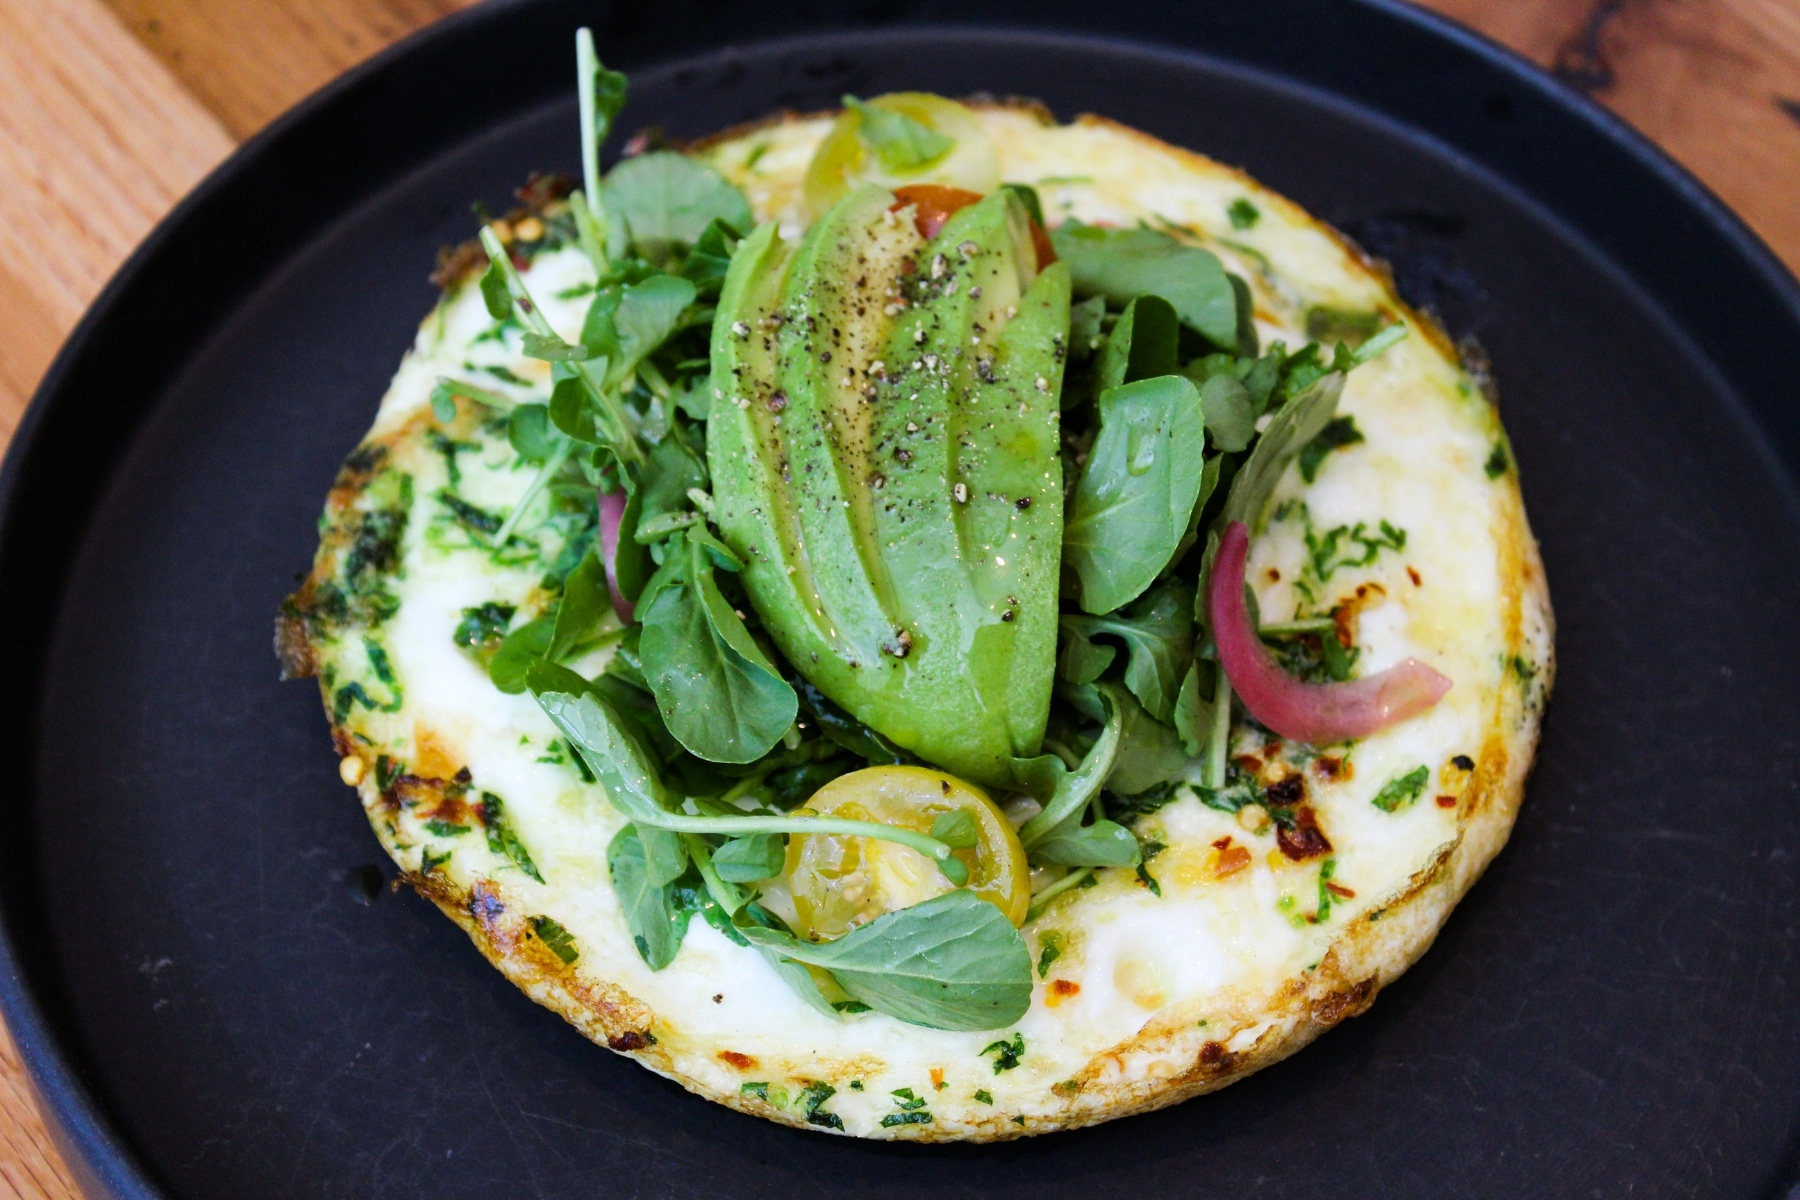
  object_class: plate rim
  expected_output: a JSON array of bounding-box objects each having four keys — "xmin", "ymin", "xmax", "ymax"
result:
[{"xmin": 4, "ymin": 3, "xmax": 1798, "ymax": 1196}]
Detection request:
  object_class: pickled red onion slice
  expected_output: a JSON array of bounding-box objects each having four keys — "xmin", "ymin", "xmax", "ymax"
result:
[
  {"xmin": 597, "ymin": 489, "xmax": 632, "ymax": 622},
  {"xmin": 1210, "ymin": 521, "xmax": 1451, "ymax": 745}
]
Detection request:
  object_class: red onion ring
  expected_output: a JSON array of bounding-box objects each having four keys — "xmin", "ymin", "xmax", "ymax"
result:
[
  {"xmin": 1210, "ymin": 521, "xmax": 1451, "ymax": 745},
  {"xmin": 596, "ymin": 489, "xmax": 633, "ymax": 622}
]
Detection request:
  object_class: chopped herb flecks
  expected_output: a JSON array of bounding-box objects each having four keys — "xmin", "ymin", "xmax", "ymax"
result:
[
  {"xmin": 529, "ymin": 915, "xmax": 579, "ymax": 964},
  {"xmin": 981, "ymin": 1033, "xmax": 1025, "ymax": 1073},
  {"xmin": 1372, "ymin": 766, "xmax": 1429, "ymax": 813}
]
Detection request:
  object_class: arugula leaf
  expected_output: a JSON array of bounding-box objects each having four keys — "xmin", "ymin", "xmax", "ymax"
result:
[
  {"xmin": 637, "ymin": 532, "xmax": 798, "ymax": 764},
  {"xmin": 613, "ymin": 433, "xmax": 708, "ymax": 606},
  {"xmin": 710, "ymin": 833, "xmax": 786, "ymax": 883},
  {"xmin": 739, "ymin": 902, "xmax": 840, "ymax": 1019},
  {"xmin": 1095, "ymin": 294, "xmax": 1179, "ymax": 394},
  {"xmin": 1298, "ymin": 415, "xmax": 1364, "ymax": 483},
  {"xmin": 1050, "ymin": 221, "xmax": 1239, "ymax": 350},
  {"xmin": 843, "ymin": 95, "xmax": 954, "ymax": 172},
  {"xmin": 603, "ymin": 152, "xmax": 752, "ymax": 261},
  {"xmin": 521, "ymin": 331, "xmax": 592, "ymax": 362},
  {"xmin": 1028, "ymin": 814, "xmax": 1141, "ymax": 868},
  {"xmin": 489, "ymin": 614, "xmax": 556, "ymax": 694},
  {"xmin": 583, "ymin": 274, "xmax": 698, "ymax": 388},
  {"xmin": 929, "ymin": 810, "xmax": 979, "ymax": 850},
  {"xmin": 1106, "ymin": 688, "xmax": 1191, "ymax": 797},
  {"xmin": 1172, "ymin": 663, "xmax": 1215, "ymax": 756},
  {"xmin": 548, "ymin": 549, "xmax": 612, "ymax": 661},
  {"xmin": 1219, "ymin": 372, "xmax": 1345, "ymax": 534},
  {"xmin": 679, "ymin": 217, "xmax": 740, "ymax": 296},
  {"xmin": 1057, "ymin": 620, "xmax": 1117, "ymax": 686},
  {"xmin": 479, "ymin": 258, "xmax": 511, "ymax": 320},
  {"xmin": 507, "ymin": 404, "xmax": 557, "ymax": 463},
  {"xmin": 1059, "ymin": 581, "xmax": 1194, "ymax": 723},
  {"xmin": 1197, "ymin": 372, "xmax": 1256, "ymax": 452},
  {"xmin": 529, "ymin": 668, "xmax": 691, "ymax": 883},
  {"xmin": 737, "ymin": 890, "xmax": 1032, "ymax": 1031},
  {"xmin": 1372, "ymin": 765, "xmax": 1430, "ymax": 813},
  {"xmin": 609, "ymin": 823, "xmax": 692, "ymax": 969},
  {"xmin": 1018, "ymin": 684, "xmax": 1125, "ymax": 847},
  {"xmin": 1065, "ymin": 375, "xmax": 1207, "ymax": 615},
  {"xmin": 432, "ymin": 375, "xmax": 514, "ymax": 422}
]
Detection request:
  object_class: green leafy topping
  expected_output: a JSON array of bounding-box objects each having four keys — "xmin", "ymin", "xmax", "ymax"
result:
[
  {"xmin": 1228, "ymin": 198, "xmax": 1260, "ymax": 230},
  {"xmin": 419, "ymin": 846, "xmax": 451, "ymax": 874},
  {"xmin": 529, "ymin": 915, "xmax": 580, "ymax": 964},
  {"xmin": 1059, "ymin": 581, "xmax": 1194, "ymax": 722},
  {"xmin": 1036, "ymin": 931, "xmax": 1064, "ymax": 979},
  {"xmin": 737, "ymin": 891, "xmax": 1032, "ymax": 1031},
  {"xmin": 929, "ymin": 810, "xmax": 979, "ymax": 850},
  {"xmin": 710, "ymin": 833, "xmax": 786, "ymax": 883},
  {"xmin": 424, "ymin": 819, "xmax": 468, "ymax": 837},
  {"xmin": 1372, "ymin": 765, "xmax": 1430, "ymax": 813},
  {"xmin": 1305, "ymin": 306, "xmax": 1384, "ymax": 345},
  {"xmin": 974, "ymin": 1089, "xmax": 994, "ymax": 1105},
  {"xmin": 1064, "ymin": 375, "xmax": 1208, "ymax": 615},
  {"xmin": 603, "ymin": 152, "xmax": 752, "ymax": 261},
  {"xmin": 1051, "ymin": 221, "xmax": 1243, "ymax": 351},
  {"xmin": 844, "ymin": 95, "xmax": 954, "ymax": 171},
  {"xmin": 981, "ymin": 1032, "xmax": 1025, "ymax": 1073}
]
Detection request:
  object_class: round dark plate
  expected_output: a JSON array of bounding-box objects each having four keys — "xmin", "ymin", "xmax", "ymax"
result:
[{"xmin": 5, "ymin": 1, "xmax": 1800, "ymax": 1196}]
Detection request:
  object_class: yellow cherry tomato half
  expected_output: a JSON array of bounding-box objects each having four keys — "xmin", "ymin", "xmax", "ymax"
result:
[
  {"xmin": 802, "ymin": 92, "xmax": 1000, "ymax": 220},
  {"xmin": 783, "ymin": 765, "xmax": 1029, "ymax": 939}
]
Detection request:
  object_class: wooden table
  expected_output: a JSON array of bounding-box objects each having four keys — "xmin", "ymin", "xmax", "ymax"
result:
[{"xmin": 0, "ymin": 0, "xmax": 1794, "ymax": 1193}]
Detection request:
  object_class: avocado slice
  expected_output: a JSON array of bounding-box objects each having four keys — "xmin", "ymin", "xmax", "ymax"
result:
[{"xmin": 708, "ymin": 186, "xmax": 1070, "ymax": 787}]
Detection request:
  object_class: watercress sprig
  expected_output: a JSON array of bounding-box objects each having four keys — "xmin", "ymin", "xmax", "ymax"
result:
[{"xmin": 475, "ymin": 224, "xmax": 643, "ymax": 465}]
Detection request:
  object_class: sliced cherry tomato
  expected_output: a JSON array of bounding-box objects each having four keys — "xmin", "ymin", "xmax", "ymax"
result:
[
  {"xmin": 782, "ymin": 765, "xmax": 1030, "ymax": 939},
  {"xmin": 890, "ymin": 184, "xmax": 983, "ymax": 240},
  {"xmin": 889, "ymin": 184, "xmax": 1057, "ymax": 271}
]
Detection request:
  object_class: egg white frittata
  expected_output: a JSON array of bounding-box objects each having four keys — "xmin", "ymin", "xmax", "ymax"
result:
[{"xmin": 279, "ymin": 103, "xmax": 1552, "ymax": 1140}]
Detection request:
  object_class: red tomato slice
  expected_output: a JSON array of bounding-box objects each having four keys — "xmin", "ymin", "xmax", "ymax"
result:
[{"xmin": 889, "ymin": 184, "xmax": 1057, "ymax": 270}]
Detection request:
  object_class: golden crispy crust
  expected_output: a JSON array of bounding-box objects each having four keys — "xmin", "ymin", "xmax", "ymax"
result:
[{"xmin": 285, "ymin": 111, "xmax": 1554, "ymax": 1142}]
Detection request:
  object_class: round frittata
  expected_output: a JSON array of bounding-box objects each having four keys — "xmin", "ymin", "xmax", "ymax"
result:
[{"xmin": 279, "ymin": 99, "xmax": 1553, "ymax": 1140}]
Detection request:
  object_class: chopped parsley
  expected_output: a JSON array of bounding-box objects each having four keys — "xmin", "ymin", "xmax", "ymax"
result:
[
  {"xmin": 479, "ymin": 792, "xmax": 544, "ymax": 882},
  {"xmin": 1228, "ymin": 198, "xmax": 1260, "ymax": 230},
  {"xmin": 974, "ymin": 1089, "xmax": 994, "ymax": 1105},
  {"xmin": 424, "ymin": 819, "xmax": 469, "ymax": 837},
  {"xmin": 981, "ymin": 1033, "xmax": 1025, "ymax": 1074},
  {"xmin": 1371, "ymin": 766, "xmax": 1430, "ymax": 813},
  {"xmin": 529, "ymin": 915, "xmax": 579, "ymax": 964},
  {"xmin": 1485, "ymin": 442, "xmax": 1511, "ymax": 478},
  {"xmin": 1036, "ymin": 931, "xmax": 1064, "ymax": 979},
  {"xmin": 800, "ymin": 1080, "xmax": 842, "ymax": 1130}
]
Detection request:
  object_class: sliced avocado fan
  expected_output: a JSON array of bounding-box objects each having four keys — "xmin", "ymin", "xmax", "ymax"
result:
[{"xmin": 708, "ymin": 185, "xmax": 1071, "ymax": 787}]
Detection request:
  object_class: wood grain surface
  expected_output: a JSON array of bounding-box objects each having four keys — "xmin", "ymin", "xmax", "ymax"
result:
[{"xmin": 0, "ymin": 1, "xmax": 1793, "ymax": 1194}]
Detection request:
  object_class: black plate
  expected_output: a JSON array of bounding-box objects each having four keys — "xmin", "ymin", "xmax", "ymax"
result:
[{"xmin": 6, "ymin": 2, "xmax": 1800, "ymax": 1196}]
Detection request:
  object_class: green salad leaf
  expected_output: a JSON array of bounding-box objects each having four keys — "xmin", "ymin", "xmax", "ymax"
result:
[
  {"xmin": 1058, "ymin": 581, "xmax": 1194, "ymax": 723},
  {"xmin": 637, "ymin": 531, "xmax": 798, "ymax": 764},
  {"xmin": 603, "ymin": 152, "xmax": 752, "ymax": 261},
  {"xmin": 1065, "ymin": 375, "xmax": 1207, "ymax": 615},
  {"xmin": 843, "ymin": 95, "xmax": 954, "ymax": 172},
  {"xmin": 737, "ymin": 890, "xmax": 1032, "ymax": 1031},
  {"xmin": 1051, "ymin": 221, "xmax": 1241, "ymax": 351}
]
